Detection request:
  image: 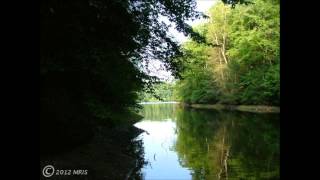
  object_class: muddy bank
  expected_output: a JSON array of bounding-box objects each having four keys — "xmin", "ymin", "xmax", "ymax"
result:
[
  {"xmin": 40, "ymin": 112, "xmax": 146, "ymax": 180},
  {"xmin": 182, "ymin": 103, "xmax": 280, "ymax": 113}
]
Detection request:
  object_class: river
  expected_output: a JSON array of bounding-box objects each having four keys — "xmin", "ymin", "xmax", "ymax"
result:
[{"xmin": 133, "ymin": 102, "xmax": 279, "ymax": 180}]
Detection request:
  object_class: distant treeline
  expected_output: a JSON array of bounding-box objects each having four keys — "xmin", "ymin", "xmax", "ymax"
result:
[{"xmin": 139, "ymin": 82, "xmax": 176, "ymax": 102}]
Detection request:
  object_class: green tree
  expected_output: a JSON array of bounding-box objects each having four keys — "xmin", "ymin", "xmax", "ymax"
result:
[
  {"xmin": 139, "ymin": 82, "xmax": 176, "ymax": 102},
  {"xmin": 176, "ymin": 39, "xmax": 221, "ymax": 104},
  {"xmin": 40, "ymin": 0, "xmax": 204, "ymax": 155},
  {"xmin": 175, "ymin": 0, "xmax": 280, "ymax": 105},
  {"xmin": 227, "ymin": 0, "xmax": 280, "ymax": 105}
]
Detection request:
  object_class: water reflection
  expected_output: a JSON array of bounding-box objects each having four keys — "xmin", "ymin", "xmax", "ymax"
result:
[
  {"xmin": 135, "ymin": 103, "xmax": 192, "ymax": 179},
  {"xmin": 139, "ymin": 103, "xmax": 177, "ymax": 121},
  {"xmin": 135, "ymin": 103, "xmax": 279, "ymax": 180}
]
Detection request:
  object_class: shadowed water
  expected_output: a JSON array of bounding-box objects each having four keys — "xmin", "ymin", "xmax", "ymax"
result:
[{"xmin": 134, "ymin": 103, "xmax": 279, "ymax": 180}]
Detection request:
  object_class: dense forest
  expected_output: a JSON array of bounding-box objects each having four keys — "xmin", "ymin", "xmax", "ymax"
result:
[
  {"xmin": 40, "ymin": 0, "xmax": 208, "ymax": 155},
  {"xmin": 175, "ymin": 0, "xmax": 279, "ymax": 106}
]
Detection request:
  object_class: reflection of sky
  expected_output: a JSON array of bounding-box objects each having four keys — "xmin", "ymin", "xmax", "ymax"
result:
[
  {"xmin": 134, "ymin": 120, "xmax": 192, "ymax": 180},
  {"xmin": 144, "ymin": 0, "xmax": 217, "ymax": 82}
]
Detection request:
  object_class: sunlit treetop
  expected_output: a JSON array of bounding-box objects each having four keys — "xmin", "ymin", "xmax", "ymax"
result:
[{"xmin": 222, "ymin": 0, "xmax": 253, "ymax": 7}]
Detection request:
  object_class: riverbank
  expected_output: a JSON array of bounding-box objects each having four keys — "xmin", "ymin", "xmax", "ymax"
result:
[
  {"xmin": 40, "ymin": 111, "xmax": 146, "ymax": 179},
  {"xmin": 139, "ymin": 101, "xmax": 179, "ymax": 104},
  {"xmin": 182, "ymin": 103, "xmax": 280, "ymax": 113}
]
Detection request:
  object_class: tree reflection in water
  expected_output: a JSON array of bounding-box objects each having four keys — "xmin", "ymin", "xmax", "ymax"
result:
[
  {"xmin": 136, "ymin": 104, "xmax": 279, "ymax": 180},
  {"xmin": 174, "ymin": 108, "xmax": 279, "ymax": 180}
]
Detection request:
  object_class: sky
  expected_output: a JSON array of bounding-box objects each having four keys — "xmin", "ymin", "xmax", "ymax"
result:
[
  {"xmin": 145, "ymin": 0, "xmax": 217, "ymax": 82},
  {"xmin": 170, "ymin": 0, "xmax": 218, "ymax": 43}
]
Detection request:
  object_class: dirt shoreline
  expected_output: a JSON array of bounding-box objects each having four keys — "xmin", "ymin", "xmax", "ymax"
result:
[{"xmin": 182, "ymin": 103, "xmax": 280, "ymax": 113}]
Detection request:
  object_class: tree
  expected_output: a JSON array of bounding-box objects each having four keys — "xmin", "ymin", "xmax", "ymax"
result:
[
  {"xmin": 40, "ymin": 0, "xmax": 204, "ymax": 155},
  {"xmin": 227, "ymin": 0, "xmax": 280, "ymax": 105},
  {"xmin": 175, "ymin": 0, "xmax": 280, "ymax": 105},
  {"xmin": 176, "ymin": 39, "xmax": 221, "ymax": 104}
]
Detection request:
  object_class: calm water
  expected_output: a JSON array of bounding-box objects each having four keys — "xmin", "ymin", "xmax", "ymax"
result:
[{"xmin": 134, "ymin": 103, "xmax": 279, "ymax": 180}]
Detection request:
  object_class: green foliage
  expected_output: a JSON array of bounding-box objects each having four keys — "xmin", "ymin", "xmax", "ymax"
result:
[
  {"xmin": 139, "ymin": 82, "xmax": 176, "ymax": 102},
  {"xmin": 40, "ymin": 0, "xmax": 204, "ymax": 154},
  {"xmin": 227, "ymin": 0, "xmax": 280, "ymax": 105},
  {"xmin": 175, "ymin": 0, "xmax": 280, "ymax": 105},
  {"xmin": 175, "ymin": 40, "xmax": 221, "ymax": 104},
  {"xmin": 237, "ymin": 63, "xmax": 280, "ymax": 105}
]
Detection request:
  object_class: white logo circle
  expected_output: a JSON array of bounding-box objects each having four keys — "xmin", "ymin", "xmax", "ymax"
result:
[{"xmin": 42, "ymin": 165, "xmax": 55, "ymax": 177}]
